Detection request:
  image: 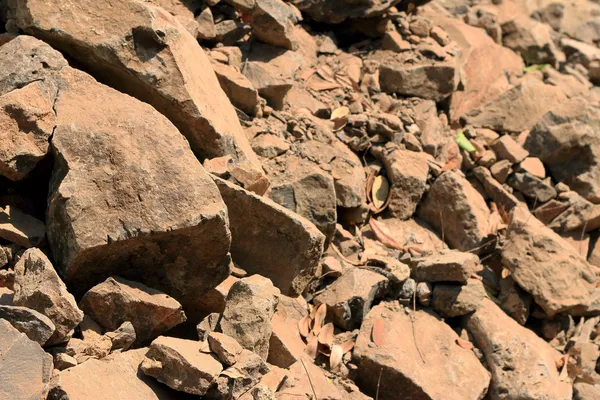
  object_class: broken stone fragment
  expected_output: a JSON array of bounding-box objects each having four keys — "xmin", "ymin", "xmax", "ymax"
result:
[
  {"xmin": 268, "ymin": 294, "xmax": 308, "ymax": 368},
  {"xmin": 490, "ymin": 135, "xmax": 529, "ymax": 164},
  {"xmin": 413, "ymin": 250, "xmax": 482, "ymax": 283},
  {"xmin": 497, "ymin": 275, "xmax": 532, "ymax": 325},
  {"xmin": 502, "ymin": 207, "xmax": 598, "ymax": 316},
  {"xmin": 0, "ymin": 319, "xmax": 53, "ymax": 400},
  {"xmin": 79, "ymin": 276, "xmax": 187, "ymax": 345},
  {"xmin": 418, "ymin": 171, "xmax": 491, "ymax": 251},
  {"xmin": 216, "ymin": 349, "xmax": 271, "ymax": 399},
  {"xmin": 105, "ymin": 321, "xmax": 137, "ymax": 353},
  {"xmin": 13, "ymin": 248, "xmax": 83, "ymax": 345},
  {"xmin": 243, "ymin": 61, "xmax": 293, "ymax": 110},
  {"xmin": 196, "ymin": 275, "xmax": 239, "ymax": 319},
  {"xmin": 314, "ymin": 268, "xmax": 388, "ymax": 330},
  {"xmin": 220, "ymin": 275, "xmax": 280, "ymax": 360},
  {"xmin": 472, "ymin": 166, "xmax": 521, "ymax": 212},
  {"xmin": 277, "ymin": 358, "xmax": 345, "ymax": 399},
  {"xmin": 0, "ymin": 305, "xmax": 55, "ymax": 345},
  {"xmin": 208, "ymin": 332, "xmax": 243, "ymax": 366},
  {"xmin": 211, "ymin": 61, "xmax": 261, "ymax": 117},
  {"xmin": 353, "ymin": 302, "xmax": 490, "ymax": 400},
  {"xmin": 431, "ymin": 279, "xmax": 486, "ymax": 318},
  {"xmin": 141, "ymin": 336, "xmax": 223, "ymax": 396},
  {"xmin": 501, "ymin": 15, "xmax": 560, "ymax": 66},
  {"xmin": 53, "ymin": 352, "xmax": 77, "ymax": 371},
  {"xmin": 465, "ymin": 298, "xmax": 572, "ymax": 399},
  {"xmin": 215, "ymin": 177, "xmax": 324, "ymax": 295},
  {"xmin": 507, "ymin": 172, "xmax": 557, "ymax": 203},
  {"xmin": 0, "ymin": 205, "xmax": 45, "ymax": 248},
  {"xmin": 252, "ymin": 134, "xmax": 290, "ymax": 158},
  {"xmin": 11, "ymin": 0, "xmax": 264, "ymax": 179},
  {"xmin": 250, "ymin": 0, "xmax": 298, "ymax": 50}
]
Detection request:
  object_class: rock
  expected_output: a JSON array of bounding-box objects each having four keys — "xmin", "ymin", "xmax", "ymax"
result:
[
  {"xmin": 371, "ymin": 50, "xmax": 459, "ymax": 102},
  {"xmin": 0, "ymin": 305, "xmax": 55, "ymax": 345},
  {"xmin": 220, "ymin": 275, "xmax": 280, "ymax": 360},
  {"xmin": 472, "ymin": 166, "xmax": 521, "ymax": 212},
  {"xmin": 0, "ymin": 205, "xmax": 45, "ymax": 248},
  {"xmin": 418, "ymin": 171, "xmax": 491, "ymax": 252},
  {"xmin": 366, "ymin": 217, "xmax": 444, "ymax": 255},
  {"xmin": 252, "ymin": 134, "xmax": 289, "ymax": 158},
  {"xmin": 507, "ymin": 172, "xmax": 557, "ymax": 203},
  {"xmin": 211, "ymin": 61, "xmax": 261, "ymax": 117},
  {"xmin": 465, "ymin": 298, "xmax": 572, "ymax": 400},
  {"xmin": 105, "ymin": 321, "xmax": 137, "ymax": 352},
  {"xmin": 0, "ymin": 287, "xmax": 14, "ymax": 305},
  {"xmin": 371, "ymin": 146, "xmax": 431, "ymax": 220},
  {"xmin": 13, "ymin": 248, "xmax": 83, "ymax": 345},
  {"xmin": 353, "ymin": 302, "xmax": 490, "ymax": 400},
  {"xmin": 0, "ymin": 80, "xmax": 55, "ymax": 181},
  {"xmin": 215, "ymin": 178, "xmax": 324, "ymax": 295},
  {"xmin": 277, "ymin": 358, "xmax": 344, "ymax": 399},
  {"xmin": 79, "ymin": 276, "xmax": 187, "ymax": 345},
  {"xmin": 141, "ymin": 336, "xmax": 223, "ymax": 395},
  {"xmin": 284, "ymin": 87, "xmax": 328, "ymax": 116},
  {"xmin": 147, "ymin": 0, "xmax": 201, "ymax": 38},
  {"xmin": 416, "ymin": 281, "xmax": 433, "ymax": 306},
  {"xmin": 497, "ymin": 275, "xmax": 532, "ymax": 325},
  {"xmin": 0, "ymin": 319, "xmax": 53, "ymax": 400},
  {"xmin": 268, "ymin": 294, "xmax": 308, "ymax": 368},
  {"xmin": 287, "ymin": 0, "xmax": 399, "ymax": 23},
  {"xmin": 382, "ymin": 30, "xmax": 411, "ymax": 52},
  {"xmin": 431, "ymin": 279, "xmax": 486, "ymax": 318},
  {"xmin": 490, "ymin": 160, "xmax": 512, "ymax": 184},
  {"xmin": 48, "ymin": 348, "xmax": 187, "ymax": 400},
  {"xmin": 562, "ymin": 38, "xmax": 600, "ymax": 69},
  {"xmin": 501, "ymin": 15, "xmax": 560, "ymax": 65},
  {"xmin": 215, "ymin": 349, "xmax": 270, "ymax": 398},
  {"xmin": 243, "ymin": 61, "xmax": 293, "ymax": 110},
  {"xmin": 251, "ymin": 0, "xmax": 298, "ymax": 50},
  {"xmin": 490, "ymin": 135, "xmax": 529, "ymax": 164},
  {"xmin": 53, "ymin": 353, "xmax": 78, "ymax": 371},
  {"xmin": 464, "ymin": 77, "xmax": 567, "ymax": 133},
  {"xmin": 196, "ymin": 313, "xmax": 220, "ymax": 342},
  {"xmin": 208, "ymin": 332, "xmax": 243, "ymax": 366},
  {"xmin": 264, "ymin": 154, "xmax": 337, "ymax": 242},
  {"xmin": 524, "ymin": 98, "xmax": 600, "ymax": 203},
  {"xmin": 196, "ymin": 7, "xmax": 216, "ymax": 40},
  {"xmin": 518, "ymin": 156, "xmax": 545, "ymax": 178},
  {"xmin": 502, "ymin": 207, "xmax": 598, "ymax": 316},
  {"xmin": 414, "ymin": 250, "xmax": 482, "ymax": 283},
  {"xmin": 196, "ymin": 275, "xmax": 239, "ymax": 319},
  {"xmin": 314, "ymin": 268, "xmax": 388, "ymax": 330},
  {"xmin": 11, "ymin": 0, "xmax": 264, "ymax": 178}
]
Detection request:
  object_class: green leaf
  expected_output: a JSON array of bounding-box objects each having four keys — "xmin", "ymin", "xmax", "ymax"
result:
[
  {"xmin": 523, "ymin": 64, "xmax": 550, "ymax": 73},
  {"xmin": 456, "ymin": 130, "xmax": 476, "ymax": 153}
]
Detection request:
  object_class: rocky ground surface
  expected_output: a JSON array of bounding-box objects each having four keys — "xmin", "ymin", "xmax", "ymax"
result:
[{"xmin": 0, "ymin": 0, "xmax": 600, "ymax": 398}]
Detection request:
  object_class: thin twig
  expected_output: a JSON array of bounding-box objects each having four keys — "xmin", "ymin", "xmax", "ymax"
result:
[
  {"xmin": 300, "ymin": 358, "xmax": 318, "ymax": 400},
  {"xmin": 411, "ymin": 289, "xmax": 426, "ymax": 364},
  {"xmin": 331, "ymin": 243, "xmax": 365, "ymax": 266},
  {"xmin": 375, "ymin": 367, "xmax": 383, "ymax": 400},
  {"xmin": 580, "ymin": 218, "xmax": 589, "ymax": 257}
]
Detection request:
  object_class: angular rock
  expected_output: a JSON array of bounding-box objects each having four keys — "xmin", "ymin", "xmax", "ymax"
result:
[
  {"xmin": 48, "ymin": 348, "xmax": 187, "ymax": 400},
  {"xmin": 13, "ymin": 248, "xmax": 83, "ymax": 345},
  {"xmin": 431, "ymin": 279, "xmax": 486, "ymax": 318},
  {"xmin": 216, "ymin": 349, "xmax": 270, "ymax": 398},
  {"xmin": 196, "ymin": 275, "xmax": 239, "ymax": 318},
  {"xmin": 314, "ymin": 268, "xmax": 388, "ymax": 330},
  {"xmin": 243, "ymin": 61, "xmax": 293, "ymax": 110},
  {"xmin": 0, "ymin": 204, "xmax": 45, "ymax": 247},
  {"xmin": 220, "ymin": 275, "xmax": 280, "ymax": 360},
  {"xmin": 53, "ymin": 353, "xmax": 78, "ymax": 371},
  {"xmin": 0, "ymin": 305, "xmax": 55, "ymax": 345},
  {"xmin": 472, "ymin": 166, "xmax": 521, "ymax": 211},
  {"xmin": 12, "ymin": 0, "xmax": 264, "ymax": 178},
  {"xmin": 141, "ymin": 336, "xmax": 223, "ymax": 395},
  {"xmin": 196, "ymin": 7, "xmax": 216, "ymax": 40},
  {"xmin": 465, "ymin": 298, "xmax": 572, "ymax": 400},
  {"xmin": 268, "ymin": 294, "xmax": 308, "ymax": 368},
  {"xmin": 518, "ymin": 156, "xmax": 545, "ymax": 178},
  {"xmin": 105, "ymin": 321, "xmax": 137, "ymax": 352},
  {"xmin": 147, "ymin": 0, "xmax": 201, "ymax": 38},
  {"xmin": 507, "ymin": 171, "xmax": 557, "ymax": 203},
  {"xmin": 353, "ymin": 302, "xmax": 490, "ymax": 400},
  {"xmin": 502, "ymin": 15, "xmax": 560, "ymax": 65},
  {"xmin": 490, "ymin": 135, "xmax": 529, "ymax": 164},
  {"xmin": 502, "ymin": 207, "xmax": 598, "ymax": 316},
  {"xmin": 215, "ymin": 177, "xmax": 324, "ymax": 295},
  {"xmin": 208, "ymin": 332, "xmax": 243, "ymax": 366},
  {"xmin": 211, "ymin": 61, "xmax": 261, "ymax": 117},
  {"xmin": 79, "ymin": 276, "xmax": 187, "ymax": 345},
  {"xmin": 497, "ymin": 275, "xmax": 532, "ymax": 325},
  {"xmin": 264, "ymin": 153, "xmax": 337, "ymax": 242},
  {"xmin": 252, "ymin": 134, "xmax": 290, "ymax": 158},
  {"xmin": 371, "ymin": 50, "xmax": 459, "ymax": 102},
  {"xmin": 414, "ymin": 250, "xmax": 482, "ymax": 283},
  {"xmin": 372, "ymin": 146, "xmax": 431, "ymax": 220},
  {"xmin": 0, "ymin": 319, "xmax": 53, "ymax": 400},
  {"xmin": 574, "ymin": 383, "xmax": 600, "ymax": 400},
  {"xmin": 251, "ymin": 0, "xmax": 298, "ymax": 50},
  {"xmin": 418, "ymin": 171, "xmax": 491, "ymax": 252}
]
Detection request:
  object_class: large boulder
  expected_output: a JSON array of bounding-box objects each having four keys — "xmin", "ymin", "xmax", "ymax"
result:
[
  {"xmin": 353, "ymin": 302, "xmax": 490, "ymax": 400},
  {"xmin": 0, "ymin": 319, "xmax": 53, "ymax": 400},
  {"xmin": 10, "ymin": 0, "xmax": 264, "ymax": 182}
]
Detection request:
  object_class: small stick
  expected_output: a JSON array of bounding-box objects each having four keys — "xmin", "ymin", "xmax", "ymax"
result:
[
  {"xmin": 375, "ymin": 367, "xmax": 383, "ymax": 400},
  {"xmin": 300, "ymin": 358, "xmax": 318, "ymax": 400},
  {"xmin": 331, "ymin": 244, "xmax": 365, "ymax": 267},
  {"xmin": 411, "ymin": 289, "xmax": 426, "ymax": 364}
]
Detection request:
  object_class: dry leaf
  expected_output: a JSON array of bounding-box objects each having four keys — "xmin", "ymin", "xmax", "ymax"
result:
[
  {"xmin": 371, "ymin": 318, "xmax": 385, "ymax": 346},
  {"xmin": 318, "ymin": 323, "xmax": 334, "ymax": 347},
  {"xmin": 305, "ymin": 335, "xmax": 319, "ymax": 360},
  {"xmin": 316, "ymin": 65, "xmax": 335, "ymax": 82},
  {"xmin": 298, "ymin": 316, "xmax": 311, "ymax": 338},
  {"xmin": 456, "ymin": 338, "xmax": 473, "ymax": 350},
  {"xmin": 330, "ymin": 106, "xmax": 350, "ymax": 121},
  {"xmin": 339, "ymin": 339, "xmax": 355, "ymax": 354},
  {"xmin": 221, "ymin": 366, "xmax": 246, "ymax": 379},
  {"xmin": 369, "ymin": 218, "xmax": 404, "ymax": 251},
  {"xmin": 371, "ymin": 175, "xmax": 390, "ymax": 210},
  {"xmin": 365, "ymin": 171, "xmax": 376, "ymax": 204},
  {"xmin": 330, "ymin": 345, "xmax": 344, "ymax": 370},
  {"xmin": 299, "ymin": 68, "xmax": 316, "ymax": 81},
  {"xmin": 312, "ymin": 304, "xmax": 327, "ymax": 335}
]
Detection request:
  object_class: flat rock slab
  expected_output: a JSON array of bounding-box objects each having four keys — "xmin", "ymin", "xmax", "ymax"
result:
[
  {"xmin": 502, "ymin": 207, "xmax": 598, "ymax": 316},
  {"xmin": 414, "ymin": 250, "xmax": 482, "ymax": 283},
  {"xmin": 0, "ymin": 319, "xmax": 53, "ymax": 400},
  {"xmin": 215, "ymin": 177, "xmax": 324, "ymax": 295},
  {"xmin": 353, "ymin": 302, "xmax": 490, "ymax": 400},
  {"xmin": 47, "ymin": 348, "xmax": 192, "ymax": 400},
  {"xmin": 11, "ymin": 0, "xmax": 264, "ymax": 179},
  {"xmin": 79, "ymin": 276, "xmax": 187, "ymax": 345},
  {"xmin": 0, "ymin": 305, "xmax": 55, "ymax": 345},
  {"xmin": 465, "ymin": 298, "xmax": 572, "ymax": 399}
]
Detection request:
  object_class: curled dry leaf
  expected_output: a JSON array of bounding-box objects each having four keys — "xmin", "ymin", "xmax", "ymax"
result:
[
  {"xmin": 456, "ymin": 338, "xmax": 473, "ymax": 350},
  {"xmin": 318, "ymin": 323, "xmax": 335, "ymax": 348},
  {"xmin": 369, "ymin": 218, "xmax": 404, "ymax": 251},
  {"xmin": 339, "ymin": 338, "xmax": 355, "ymax": 354},
  {"xmin": 312, "ymin": 304, "xmax": 327, "ymax": 335},
  {"xmin": 371, "ymin": 175, "xmax": 390, "ymax": 210},
  {"xmin": 298, "ymin": 316, "xmax": 311, "ymax": 338},
  {"xmin": 330, "ymin": 345, "xmax": 344, "ymax": 371},
  {"xmin": 371, "ymin": 318, "xmax": 385, "ymax": 347},
  {"xmin": 305, "ymin": 335, "xmax": 319, "ymax": 360},
  {"xmin": 330, "ymin": 106, "xmax": 350, "ymax": 121}
]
